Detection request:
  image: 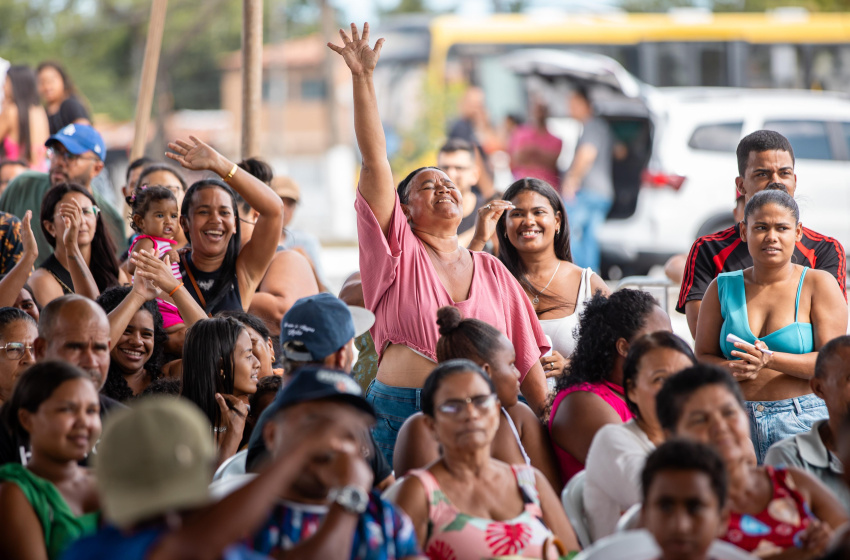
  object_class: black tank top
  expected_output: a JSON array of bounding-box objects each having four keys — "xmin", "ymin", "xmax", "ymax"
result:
[
  {"xmin": 179, "ymin": 250, "xmax": 243, "ymax": 315},
  {"xmin": 39, "ymin": 254, "xmax": 74, "ymax": 295}
]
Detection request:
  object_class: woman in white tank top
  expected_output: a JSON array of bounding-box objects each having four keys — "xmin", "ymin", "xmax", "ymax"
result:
[{"xmin": 471, "ymin": 178, "xmax": 610, "ymax": 380}]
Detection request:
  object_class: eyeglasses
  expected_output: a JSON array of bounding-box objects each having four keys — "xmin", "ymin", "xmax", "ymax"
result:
[
  {"xmin": 2, "ymin": 342, "xmax": 34, "ymax": 360},
  {"xmin": 436, "ymin": 393, "xmax": 497, "ymax": 415},
  {"xmin": 47, "ymin": 148, "xmax": 100, "ymax": 165}
]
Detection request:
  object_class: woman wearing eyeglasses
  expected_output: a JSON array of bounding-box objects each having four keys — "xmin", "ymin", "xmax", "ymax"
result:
[
  {"xmin": 394, "ymin": 359, "xmax": 578, "ymax": 559},
  {"xmin": 29, "ymin": 183, "xmax": 127, "ymax": 306},
  {"xmin": 0, "ymin": 308, "xmax": 36, "ymax": 407}
]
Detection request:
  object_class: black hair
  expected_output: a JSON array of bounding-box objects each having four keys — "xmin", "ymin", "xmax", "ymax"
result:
[
  {"xmin": 126, "ymin": 185, "xmax": 178, "ymax": 234},
  {"xmin": 553, "ymin": 289, "xmax": 660, "ymax": 396},
  {"xmin": 622, "ymin": 332, "xmax": 696, "ymax": 418},
  {"xmin": 438, "ymin": 138, "xmax": 475, "ymax": 158},
  {"xmin": 743, "ymin": 189, "xmax": 799, "ymax": 225},
  {"xmin": 249, "ymin": 374, "xmax": 282, "ymax": 418},
  {"xmin": 126, "ymin": 156, "xmax": 154, "ymax": 183},
  {"xmin": 435, "ymin": 306, "xmax": 503, "ymax": 365},
  {"xmin": 736, "ymin": 130, "xmax": 795, "ymax": 177},
  {"xmin": 815, "ymin": 335, "xmax": 850, "ymax": 380},
  {"xmin": 217, "ymin": 310, "xmax": 270, "ymax": 340},
  {"xmin": 421, "ymin": 359, "xmax": 496, "ymax": 417},
  {"xmin": 180, "ymin": 317, "xmax": 247, "ymax": 429},
  {"xmin": 641, "ymin": 439, "xmax": 728, "ymax": 510},
  {"xmin": 40, "ymin": 183, "xmax": 121, "ymax": 293},
  {"xmin": 95, "ymin": 286, "xmax": 167, "ymax": 402},
  {"xmin": 137, "ymin": 163, "xmax": 188, "ymax": 192},
  {"xmin": 181, "ymin": 179, "xmax": 241, "ymax": 313},
  {"xmin": 1, "ymin": 361, "xmax": 93, "ymax": 451},
  {"xmin": 396, "ymin": 166, "xmax": 442, "ymax": 205},
  {"xmin": 497, "ymin": 178, "xmax": 572, "ymax": 314},
  {"xmin": 140, "ymin": 377, "xmax": 181, "ymax": 397},
  {"xmin": 656, "ymin": 364, "xmax": 745, "ymax": 433},
  {"xmin": 573, "ymin": 85, "xmax": 591, "ymax": 104},
  {"xmin": 5, "ymin": 66, "xmax": 41, "ymax": 163},
  {"xmin": 0, "ymin": 306, "xmax": 36, "ymax": 334},
  {"xmin": 234, "ymin": 158, "xmax": 274, "ymax": 215}
]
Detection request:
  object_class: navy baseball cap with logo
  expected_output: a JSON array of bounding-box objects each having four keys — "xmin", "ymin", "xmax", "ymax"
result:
[
  {"xmin": 246, "ymin": 365, "xmax": 375, "ymax": 471},
  {"xmin": 46, "ymin": 124, "xmax": 107, "ymax": 162},
  {"xmin": 280, "ymin": 293, "xmax": 374, "ymax": 362}
]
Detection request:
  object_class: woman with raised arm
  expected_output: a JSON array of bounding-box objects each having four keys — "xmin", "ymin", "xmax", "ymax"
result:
[
  {"xmin": 164, "ymin": 136, "xmax": 283, "ymax": 315},
  {"xmin": 328, "ymin": 23, "xmax": 549, "ymax": 461}
]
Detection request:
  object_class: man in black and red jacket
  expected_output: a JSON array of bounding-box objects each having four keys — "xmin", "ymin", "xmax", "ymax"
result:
[{"xmin": 677, "ymin": 130, "xmax": 846, "ymax": 337}]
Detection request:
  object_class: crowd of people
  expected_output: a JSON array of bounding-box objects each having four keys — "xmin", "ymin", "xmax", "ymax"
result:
[{"xmin": 1, "ymin": 21, "xmax": 850, "ymax": 560}]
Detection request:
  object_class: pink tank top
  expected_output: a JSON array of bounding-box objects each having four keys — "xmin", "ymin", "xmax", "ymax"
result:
[
  {"xmin": 356, "ymin": 189, "xmax": 549, "ymax": 381},
  {"xmin": 548, "ymin": 382, "xmax": 633, "ymax": 484},
  {"xmin": 3, "ymin": 137, "xmax": 47, "ymax": 172}
]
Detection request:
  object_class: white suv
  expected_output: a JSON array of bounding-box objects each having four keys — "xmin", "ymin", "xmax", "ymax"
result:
[
  {"xmin": 504, "ymin": 50, "xmax": 850, "ymax": 278},
  {"xmin": 598, "ymin": 87, "xmax": 850, "ymax": 277}
]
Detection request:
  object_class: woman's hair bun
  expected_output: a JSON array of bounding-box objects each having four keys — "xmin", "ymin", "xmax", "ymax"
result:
[{"xmin": 436, "ymin": 306, "xmax": 463, "ymax": 335}]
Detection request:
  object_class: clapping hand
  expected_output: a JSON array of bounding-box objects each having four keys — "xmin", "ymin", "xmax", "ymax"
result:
[
  {"xmin": 20, "ymin": 210, "xmax": 38, "ymax": 263},
  {"xmin": 327, "ymin": 22, "xmax": 385, "ymax": 76},
  {"xmin": 58, "ymin": 199, "xmax": 84, "ymax": 253},
  {"xmin": 131, "ymin": 250, "xmax": 180, "ymax": 294}
]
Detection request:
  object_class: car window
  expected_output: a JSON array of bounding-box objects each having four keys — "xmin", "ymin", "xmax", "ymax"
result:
[
  {"xmin": 763, "ymin": 120, "xmax": 832, "ymax": 160},
  {"xmin": 688, "ymin": 122, "xmax": 743, "ymax": 152}
]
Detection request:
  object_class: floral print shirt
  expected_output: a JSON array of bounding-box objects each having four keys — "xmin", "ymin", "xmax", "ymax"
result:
[
  {"xmin": 249, "ymin": 492, "xmax": 420, "ymax": 560},
  {"xmin": 0, "ymin": 211, "xmax": 23, "ymax": 275}
]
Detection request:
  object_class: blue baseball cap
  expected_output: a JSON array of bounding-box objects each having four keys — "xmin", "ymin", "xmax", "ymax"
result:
[
  {"xmin": 46, "ymin": 124, "xmax": 107, "ymax": 162},
  {"xmin": 280, "ymin": 293, "xmax": 374, "ymax": 362}
]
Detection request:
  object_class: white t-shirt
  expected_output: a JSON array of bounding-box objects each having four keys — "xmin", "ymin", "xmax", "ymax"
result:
[
  {"xmin": 538, "ymin": 267, "xmax": 595, "ymax": 358},
  {"xmin": 584, "ymin": 419, "xmax": 656, "ymax": 541}
]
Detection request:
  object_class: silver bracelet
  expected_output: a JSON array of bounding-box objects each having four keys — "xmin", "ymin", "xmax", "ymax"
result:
[{"xmin": 214, "ymin": 426, "xmax": 228, "ymax": 434}]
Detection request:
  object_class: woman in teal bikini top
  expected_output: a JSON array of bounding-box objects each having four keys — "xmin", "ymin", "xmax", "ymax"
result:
[{"xmin": 695, "ymin": 190, "xmax": 847, "ymax": 399}]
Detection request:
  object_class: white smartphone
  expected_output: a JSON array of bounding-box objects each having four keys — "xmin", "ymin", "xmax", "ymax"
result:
[{"xmin": 726, "ymin": 333, "xmax": 774, "ymax": 356}]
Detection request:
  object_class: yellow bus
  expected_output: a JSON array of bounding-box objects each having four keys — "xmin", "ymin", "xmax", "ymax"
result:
[{"xmin": 380, "ymin": 10, "xmax": 850, "ymax": 90}]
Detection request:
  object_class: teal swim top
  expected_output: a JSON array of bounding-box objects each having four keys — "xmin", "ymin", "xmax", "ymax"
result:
[{"xmin": 718, "ymin": 267, "xmax": 814, "ymax": 359}]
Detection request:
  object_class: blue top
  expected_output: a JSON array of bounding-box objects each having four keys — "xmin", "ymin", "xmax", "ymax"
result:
[
  {"xmin": 718, "ymin": 267, "xmax": 814, "ymax": 359},
  {"xmin": 62, "ymin": 525, "xmax": 269, "ymax": 560}
]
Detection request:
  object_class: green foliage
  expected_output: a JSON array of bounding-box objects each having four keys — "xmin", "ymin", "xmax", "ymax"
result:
[{"xmin": 0, "ymin": 0, "xmax": 319, "ymax": 122}]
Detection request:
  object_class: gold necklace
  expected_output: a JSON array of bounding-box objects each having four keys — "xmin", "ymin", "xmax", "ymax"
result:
[{"xmin": 530, "ymin": 261, "xmax": 561, "ymax": 306}]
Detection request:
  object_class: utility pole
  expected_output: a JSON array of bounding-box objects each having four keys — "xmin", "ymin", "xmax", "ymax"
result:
[
  {"xmin": 320, "ymin": 0, "xmax": 339, "ymax": 146},
  {"xmin": 131, "ymin": 0, "xmax": 168, "ymax": 160},
  {"xmin": 242, "ymin": 0, "xmax": 264, "ymax": 159}
]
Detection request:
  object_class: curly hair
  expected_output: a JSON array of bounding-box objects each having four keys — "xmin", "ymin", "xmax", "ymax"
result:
[
  {"xmin": 126, "ymin": 185, "xmax": 178, "ymax": 234},
  {"xmin": 553, "ymin": 289, "xmax": 660, "ymax": 396},
  {"xmin": 96, "ymin": 286, "xmax": 167, "ymax": 402}
]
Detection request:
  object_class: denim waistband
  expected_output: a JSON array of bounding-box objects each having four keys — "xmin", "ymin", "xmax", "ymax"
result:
[
  {"xmin": 745, "ymin": 393, "xmax": 824, "ymax": 413},
  {"xmin": 367, "ymin": 379, "xmax": 422, "ymax": 407}
]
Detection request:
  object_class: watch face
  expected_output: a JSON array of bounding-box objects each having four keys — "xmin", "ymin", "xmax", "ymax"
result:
[{"xmin": 337, "ymin": 485, "xmax": 369, "ymax": 513}]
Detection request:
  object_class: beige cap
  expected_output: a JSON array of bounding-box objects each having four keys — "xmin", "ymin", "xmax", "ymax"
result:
[
  {"xmin": 94, "ymin": 398, "xmax": 216, "ymax": 528},
  {"xmin": 272, "ymin": 175, "xmax": 300, "ymax": 202}
]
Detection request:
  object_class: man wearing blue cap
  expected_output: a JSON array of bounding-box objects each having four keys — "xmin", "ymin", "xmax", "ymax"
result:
[
  {"xmin": 0, "ymin": 123, "xmax": 125, "ymax": 265},
  {"xmin": 248, "ymin": 365, "xmax": 423, "ymax": 560},
  {"xmin": 245, "ymin": 293, "xmax": 394, "ymax": 491}
]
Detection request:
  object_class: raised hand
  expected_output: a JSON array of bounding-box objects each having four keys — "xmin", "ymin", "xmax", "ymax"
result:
[
  {"xmin": 471, "ymin": 200, "xmax": 514, "ymax": 249},
  {"xmin": 20, "ymin": 210, "xmax": 38, "ymax": 263},
  {"xmin": 327, "ymin": 22, "xmax": 385, "ymax": 76},
  {"xmin": 166, "ymin": 135, "xmax": 228, "ymax": 175},
  {"xmin": 130, "ymin": 271, "xmax": 160, "ymax": 301},
  {"xmin": 58, "ymin": 199, "xmax": 83, "ymax": 253}
]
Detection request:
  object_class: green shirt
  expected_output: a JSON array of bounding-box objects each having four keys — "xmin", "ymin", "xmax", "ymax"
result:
[
  {"xmin": 0, "ymin": 171, "xmax": 127, "ymax": 267},
  {"xmin": 0, "ymin": 463, "xmax": 99, "ymax": 559}
]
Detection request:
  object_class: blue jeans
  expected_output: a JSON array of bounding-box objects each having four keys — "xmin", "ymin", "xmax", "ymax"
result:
[
  {"xmin": 365, "ymin": 380, "xmax": 421, "ymax": 468},
  {"xmin": 746, "ymin": 394, "xmax": 827, "ymax": 464},
  {"xmin": 564, "ymin": 191, "xmax": 612, "ymax": 273}
]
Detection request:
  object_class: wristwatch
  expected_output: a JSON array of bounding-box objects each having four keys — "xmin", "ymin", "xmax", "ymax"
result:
[{"xmin": 331, "ymin": 485, "xmax": 369, "ymax": 514}]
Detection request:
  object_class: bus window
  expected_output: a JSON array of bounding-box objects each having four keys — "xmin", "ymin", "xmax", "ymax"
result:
[
  {"xmin": 809, "ymin": 45, "xmax": 850, "ymax": 91},
  {"xmin": 747, "ymin": 44, "xmax": 805, "ymax": 88},
  {"xmin": 688, "ymin": 122, "xmax": 743, "ymax": 153},
  {"xmin": 764, "ymin": 120, "xmax": 832, "ymax": 160}
]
